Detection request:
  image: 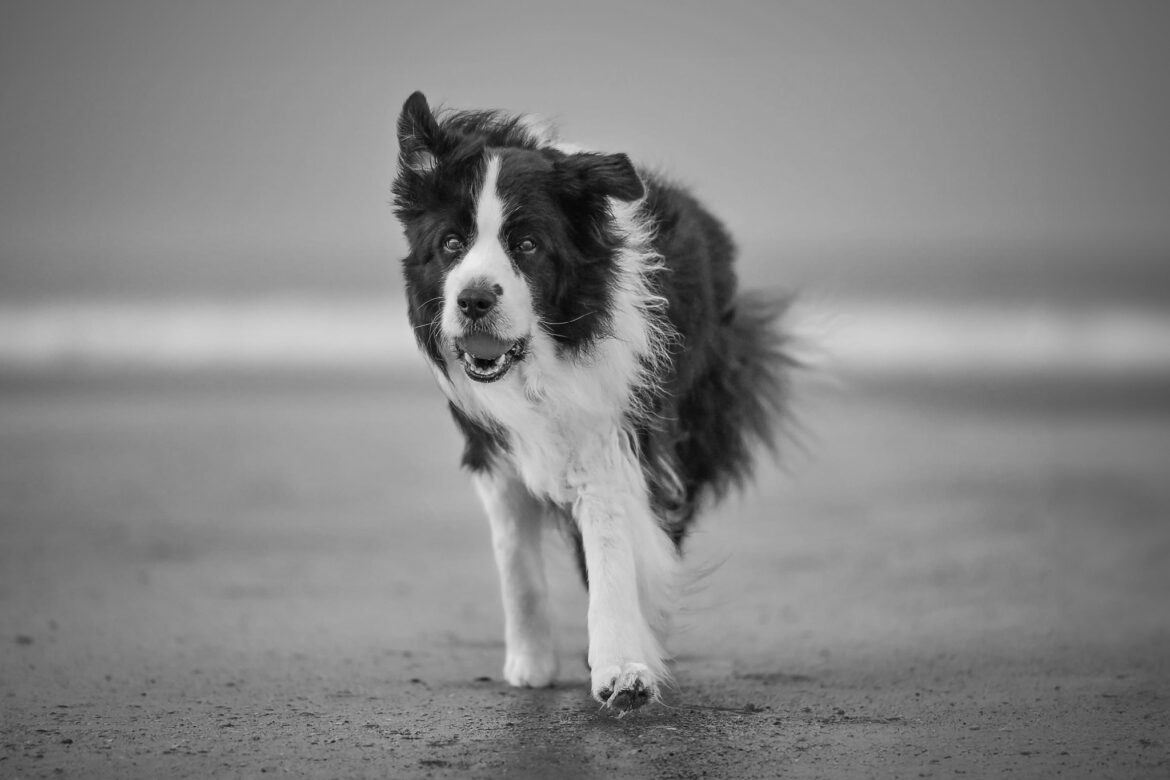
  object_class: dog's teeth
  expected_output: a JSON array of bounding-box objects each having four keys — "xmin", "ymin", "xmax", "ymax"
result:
[{"xmin": 456, "ymin": 338, "xmax": 525, "ymax": 383}]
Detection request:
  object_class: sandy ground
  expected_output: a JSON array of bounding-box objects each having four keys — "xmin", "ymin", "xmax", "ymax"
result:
[{"xmin": 1, "ymin": 369, "xmax": 1168, "ymax": 779}]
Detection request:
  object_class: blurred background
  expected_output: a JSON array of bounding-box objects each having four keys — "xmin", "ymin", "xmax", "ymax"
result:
[
  {"xmin": 3, "ymin": 4, "xmax": 1170, "ymax": 774},
  {"xmin": 2, "ymin": 0, "xmax": 1168, "ymax": 376}
]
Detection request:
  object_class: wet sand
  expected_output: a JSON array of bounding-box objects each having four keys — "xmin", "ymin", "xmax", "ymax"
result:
[{"xmin": 2, "ymin": 371, "xmax": 1168, "ymax": 778}]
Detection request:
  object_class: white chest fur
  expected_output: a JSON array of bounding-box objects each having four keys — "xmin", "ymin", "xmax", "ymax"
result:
[{"xmin": 436, "ymin": 327, "xmax": 642, "ymax": 503}]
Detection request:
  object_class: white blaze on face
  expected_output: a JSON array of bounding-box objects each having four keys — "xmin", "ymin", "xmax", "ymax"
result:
[
  {"xmin": 472, "ymin": 155, "xmax": 507, "ymax": 249},
  {"xmin": 441, "ymin": 155, "xmax": 534, "ymax": 343}
]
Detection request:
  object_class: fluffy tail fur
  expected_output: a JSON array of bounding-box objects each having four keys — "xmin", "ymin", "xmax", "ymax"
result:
[{"xmin": 643, "ymin": 291, "xmax": 795, "ymax": 546}]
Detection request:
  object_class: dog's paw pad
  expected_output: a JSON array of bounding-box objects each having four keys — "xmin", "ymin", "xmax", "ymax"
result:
[{"xmin": 593, "ymin": 662, "xmax": 656, "ymax": 713}]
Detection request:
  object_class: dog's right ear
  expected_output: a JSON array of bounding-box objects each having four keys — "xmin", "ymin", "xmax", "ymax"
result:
[{"xmin": 397, "ymin": 91, "xmax": 441, "ymax": 174}]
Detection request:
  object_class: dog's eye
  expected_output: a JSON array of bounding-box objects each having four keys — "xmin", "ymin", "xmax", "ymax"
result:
[
  {"xmin": 442, "ymin": 235, "xmax": 465, "ymax": 254},
  {"xmin": 514, "ymin": 238, "xmax": 537, "ymax": 255}
]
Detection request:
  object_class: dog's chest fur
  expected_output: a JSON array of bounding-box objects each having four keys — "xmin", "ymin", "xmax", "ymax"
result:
[{"xmin": 434, "ymin": 308, "xmax": 654, "ymax": 503}]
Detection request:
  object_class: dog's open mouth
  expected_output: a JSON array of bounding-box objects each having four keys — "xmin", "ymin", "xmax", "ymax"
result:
[{"xmin": 454, "ymin": 334, "xmax": 526, "ymax": 383}]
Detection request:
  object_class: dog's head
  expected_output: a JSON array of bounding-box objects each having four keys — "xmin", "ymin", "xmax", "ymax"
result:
[{"xmin": 392, "ymin": 92, "xmax": 645, "ymax": 385}]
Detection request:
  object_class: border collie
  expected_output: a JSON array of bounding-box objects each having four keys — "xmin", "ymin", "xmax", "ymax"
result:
[{"xmin": 392, "ymin": 92, "xmax": 790, "ymax": 714}]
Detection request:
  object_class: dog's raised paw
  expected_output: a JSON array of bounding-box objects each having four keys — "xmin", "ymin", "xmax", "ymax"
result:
[{"xmin": 593, "ymin": 662, "xmax": 656, "ymax": 714}]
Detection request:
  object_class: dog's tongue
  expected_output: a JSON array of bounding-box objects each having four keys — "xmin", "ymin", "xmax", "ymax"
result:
[{"xmin": 458, "ymin": 333, "xmax": 511, "ymax": 360}]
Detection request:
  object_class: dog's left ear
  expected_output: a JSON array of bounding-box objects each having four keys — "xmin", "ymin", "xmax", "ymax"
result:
[
  {"xmin": 397, "ymin": 91, "xmax": 442, "ymax": 174},
  {"xmin": 557, "ymin": 152, "xmax": 645, "ymax": 202}
]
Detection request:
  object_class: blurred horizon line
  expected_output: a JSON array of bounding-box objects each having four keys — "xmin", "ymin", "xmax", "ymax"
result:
[{"xmin": 1, "ymin": 295, "xmax": 1168, "ymax": 380}]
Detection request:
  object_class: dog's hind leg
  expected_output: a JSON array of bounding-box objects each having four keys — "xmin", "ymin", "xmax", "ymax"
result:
[{"xmin": 475, "ymin": 471, "xmax": 558, "ymax": 688}]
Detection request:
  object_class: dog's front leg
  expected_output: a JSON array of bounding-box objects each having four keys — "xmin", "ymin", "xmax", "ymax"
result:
[
  {"xmin": 474, "ymin": 471, "xmax": 557, "ymax": 688},
  {"xmin": 575, "ymin": 481, "xmax": 670, "ymax": 713}
]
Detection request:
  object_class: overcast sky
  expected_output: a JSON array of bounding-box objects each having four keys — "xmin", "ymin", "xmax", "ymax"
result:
[{"xmin": 1, "ymin": 1, "xmax": 1167, "ymax": 297}]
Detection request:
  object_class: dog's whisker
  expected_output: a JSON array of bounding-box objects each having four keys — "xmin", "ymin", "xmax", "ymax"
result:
[
  {"xmin": 541, "ymin": 310, "xmax": 597, "ymax": 327},
  {"xmin": 411, "ymin": 296, "xmax": 446, "ymax": 314}
]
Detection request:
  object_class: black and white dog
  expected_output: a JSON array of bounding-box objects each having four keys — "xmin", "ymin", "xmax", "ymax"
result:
[{"xmin": 392, "ymin": 92, "xmax": 789, "ymax": 713}]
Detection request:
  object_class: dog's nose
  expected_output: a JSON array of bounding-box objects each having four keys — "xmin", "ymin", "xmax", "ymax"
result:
[{"xmin": 457, "ymin": 285, "xmax": 498, "ymax": 321}]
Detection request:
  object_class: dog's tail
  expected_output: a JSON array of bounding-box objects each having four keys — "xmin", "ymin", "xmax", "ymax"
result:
[
  {"xmin": 695, "ymin": 291, "xmax": 795, "ymax": 492},
  {"xmin": 645, "ymin": 292, "xmax": 797, "ymax": 545}
]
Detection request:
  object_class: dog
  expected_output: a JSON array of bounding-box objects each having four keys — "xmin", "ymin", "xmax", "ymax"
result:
[{"xmin": 392, "ymin": 91, "xmax": 790, "ymax": 713}]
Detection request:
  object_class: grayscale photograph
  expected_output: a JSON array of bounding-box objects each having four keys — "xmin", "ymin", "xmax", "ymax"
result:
[{"xmin": 2, "ymin": 1, "xmax": 1168, "ymax": 777}]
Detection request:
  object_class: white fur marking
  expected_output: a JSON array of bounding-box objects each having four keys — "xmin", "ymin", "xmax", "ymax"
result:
[
  {"xmin": 472, "ymin": 156, "xmax": 506, "ymax": 253},
  {"xmin": 572, "ymin": 432, "xmax": 679, "ymax": 706},
  {"xmin": 476, "ymin": 471, "xmax": 557, "ymax": 688}
]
